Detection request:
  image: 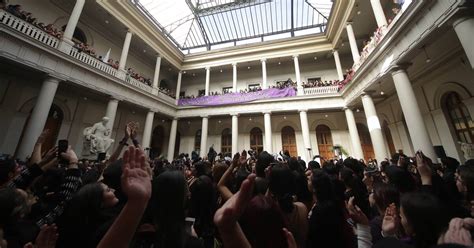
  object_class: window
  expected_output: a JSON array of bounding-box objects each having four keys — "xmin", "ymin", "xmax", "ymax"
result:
[
  {"xmin": 307, "ymin": 77, "xmax": 322, "ymax": 84},
  {"xmin": 179, "ymin": 91, "xmax": 185, "ymax": 98},
  {"xmin": 222, "ymin": 87, "xmax": 233, "ymax": 94},
  {"xmin": 281, "ymin": 126, "xmax": 297, "ymax": 157},
  {"xmin": 221, "ymin": 128, "xmax": 232, "ymax": 154},
  {"xmin": 442, "ymin": 92, "xmax": 474, "ymax": 143},
  {"xmin": 194, "ymin": 130, "xmax": 201, "ymax": 152},
  {"xmin": 248, "ymin": 84, "xmax": 260, "ymax": 91},
  {"xmin": 250, "ymin": 127, "xmax": 263, "ymax": 154}
]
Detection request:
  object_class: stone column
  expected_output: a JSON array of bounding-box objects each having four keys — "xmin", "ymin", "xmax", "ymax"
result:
[
  {"xmin": 293, "ymin": 55, "xmax": 303, "ymax": 95},
  {"xmin": 361, "ymin": 93, "xmax": 388, "ymax": 163},
  {"xmin": 17, "ymin": 77, "xmax": 61, "ymax": 159},
  {"xmin": 346, "ymin": 23, "xmax": 360, "ymax": 64},
  {"xmin": 333, "ymin": 50, "xmax": 345, "ymax": 81},
  {"xmin": 205, "ymin": 66, "xmax": 211, "ymax": 96},
  {"xmin": 232, "ymin": 63, "xmax": 238, "ymax": 93},
  {"xmin": 152, "ymin": 55, "xmax": 162, "ymax": 95},
  {"xmin": 263, "ymin": 111, "xmax": 272, "ymax": 153},
  {"xmin": 344, "ymin": 107, "xmax": 364, "ymax": 159},
  {"xmin": 231, "ymin": 114, "xmax": 239, "ymax": 155},
  {"xmin": 167, "ymin": 118, "xmax": 178, "ymax": 161},
  {"xmin": 370, "ymin": 0, "xmax": 388, "ymax": 28},
  {"xmin": 59, "ymin": 0, "xmax": 85, "ymax": 52},
  {"xmin": 118, "ymin": 30, "xmax": 133, "ymax": 71},
  {"xmin": 200, "ymin": 116, "xmax": 209, "ymax": 158},
  {"xmin": 299, "ymin": 110, "xmax": 311, "ymax": 162},
  {"xmin": 391, "ymin": 66, "xmax": 437, "ymax": 161},
  {"xmin": 175, "ymin": 71, "xmax": 182, "ymax": 105},
  {"xmin": 453, "ymin": 17, "xmax": 474, "ymax": 69},
  {"xmin": 261, "ymin": 59, "xmax": 268, "ymax": 89},
  {"xmin": 142, "ymin": 110, "xmax": 155, "ymax": 149},
  {"xmin": 104, "ymin": 98, "xmax": 119, "ymax": 136}
]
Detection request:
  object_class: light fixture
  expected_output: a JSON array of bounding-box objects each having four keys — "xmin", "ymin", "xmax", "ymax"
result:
[
  {"xmin": 220, "ymin": 69, "xmax": 223, "ymax": 73},
  {"xmin": 192, "ymin": 73, "xmax": 196, "ymax": 77},
  {"xmin": 247, "ymin": 66, "xmax": 251, "ymax": 69},
  {"xmin": 357, "ymin": 10, "xmax": 362, "ymax": 15},
  {"xmin": 378, "ymin": 82, "xmax": 385, "ymax": 96},
  {"xmin": 131, "ymin": 111, "xmax": 136, "ymax": 114},
  {"xmin": 249, "ymin": 117, "xmax": 252, "ymax": 121},
  {"xmin": 183, "ymin": 71, "xmax": 187, "ymax": 74},
  {"xmin": 341, "ymin": 42, "xmax": 345, "ymax": 47},
  {"xmin": 168, "ymin": 68, "xmax": 172, "ymax": 71},
  {"xmin": 162, "ymin": 119, "xmax": 165, "ymax": 123},
  {"xmin": 218, "ymin": 120, "xmax": 222, "ymax": 124},
  {"xmin": 278, "ymin": 61, "xmax": 281, "ymax": 65},
  {"xmin": 325, "ymin": 114, "xmax": 328, "ymax": 118},
  {"xmin": 283, "ymin": 116, "xmax": 287, "ymax": 120},
  {"xmin": 187, "ymin": 121, "xmax": 191, "ymax": 125},
  {"xmin": 143, "ymin": 49, "xmax": 147, "ymax": 53},
  {"xmin": 422, "ymin": 45, "xmax": 431, "ymax": 63},
  {"xmin": 105, "ymin": 20, "xmax": 109, "ymax": 24},
  {"xmin": 314, "ymin": 56, "xmax": 318, "ymax": 61},
  {"xmin": 356, "ymin": 109, "xmax": 360, "ymax": 113},
  {"xmin": 83, "ymin": 97, "xmax": 88, "ymax": 101}
]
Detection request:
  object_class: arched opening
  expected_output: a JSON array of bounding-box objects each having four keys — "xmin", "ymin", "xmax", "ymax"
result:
[
  {"xmin": 15, "ymin": 104, "xmax": 64, "ymax": 157},
  {"xmin": 194, "ymin": 129, "xmax": 202, "ymax": 152},
  {"xmin": 316, "ymin": 124, "xmax": 333, "ymax": 161},
  {"xmin": 61, "ymin": 26, "xmax": 87, "ymax": 44},
  {"xmin": 174, "ymin": 131, "xmax": 181, "ymax": 158},
  {"xmin": 281, "ymin": 126, "xmax": 297, "ymax": 157},
  {"xmin": 442, "ymin": 92, "xmax": 474, "ymax": 143},
  {"xmin": 357, "ymin": 123, "xmax": 375, "ymax": 162},
  {"xmin": 150, "ymin": 126, "xmax": 165, "ymax": 159},
  {"xmin": 221, "ymin": 128, "xmax": 232, "ymax": 154},
  {"xmin": 383, "ymin": 121, "xmax": 396, "ymax": 156},
  {"xmin": 250, "ymin": 127, "xmax": 263, "ymax": 154}
]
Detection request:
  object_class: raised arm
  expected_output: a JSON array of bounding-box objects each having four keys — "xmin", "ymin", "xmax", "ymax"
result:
[
  {"xmin": 97, "ymin": 146, "xmax": 151, "ymax": 248},
  {"xmin": 217, "ymin": 153, "xmax": 239, "ymax": 202}
]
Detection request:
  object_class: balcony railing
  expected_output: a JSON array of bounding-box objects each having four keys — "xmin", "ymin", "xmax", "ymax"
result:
[
  {"xmin": 303, "ymin": 85, "xmax": 339, "ymax": 95},
  {"xmin": 0, "ymin": 10, "xmax": 59, "ymax": 48},
  {"xmin": 69, "ymin": 47, "xmax": 118, "ymax": 77},
  {"xmin": 126, "ymin": 76, "xmax": 153, "ymax": 93}
]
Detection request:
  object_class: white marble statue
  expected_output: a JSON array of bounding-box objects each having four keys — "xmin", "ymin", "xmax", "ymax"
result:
[
  {"xmin": 83, "ymin": 117, "xmax": 114, "ymax": 155},
  {"xmin": 459, "ymin": 141, "xmax": 474, "ymax": 161}
]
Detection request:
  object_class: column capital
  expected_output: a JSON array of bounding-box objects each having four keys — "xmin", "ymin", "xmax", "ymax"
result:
[
  {"xmin": 453, "ymin": 16, "xmax": 474, "ymax": 28},
  {"xmin": 232, "ymin": 62, "xmax": 238, "ymax": 67},
  {"xmin": 332, "ymin": 49, "xmax": 339, "ymax": 54},
  {"xmin": 178, "ymin": 70, "xmax": 183, "ymax": 75},
  {"xmin": 201, "ymin": 115, "xmax": 209, "ymax": 119},
  {"xmin": 342, "ymin": 106, "xmax": 350, "ymax": 111},
  {"xmin": 260, "ymin": 58, "xmax": 267, "ymax": 63},
  {"xmin": 150, "ymin": 108, "xmax": 159, "ymax": 113},
  {"xmin": 172, "ymin": 117, "xmax": 180, "ymax": 121},
  {"xmin": 109, "ymin": 95, "xmax": 122, "ymax": 102},
  {"xmin": 230, "ymin": 113, "xmax": 240, "ymax": 117},
  {"xmin": 361, "ymin": 91, "xmax": 375, "ymax": 98},
  {"xmin": 298, "ymin": 109, "xmax": 308, "ymax": 113},
  {"xmin": 44, "ymin": 75, "xmax": 62, "ymax": 84},
  {"xmin": 205, "ymin": 66, "xmax": 211, "ymax": 71},
  {"xmin": 262, "ymin": 111, "xmax": 272, "ymax": 115},
  {"xmin": 389, "ymin": 63, "xmax": 412, "ymax": 75},
  {"xmin": 346, "ymin": 21, "xmax": 353, "ymax": 26},
  {"xmin": 292, "ymin": 54, "xmax": 299, "ymax": 59}
]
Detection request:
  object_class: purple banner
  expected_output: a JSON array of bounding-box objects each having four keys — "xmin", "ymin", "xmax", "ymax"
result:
[{"xmin": 178, "ymin": 87, "xmax": 297, "ymax": 106}]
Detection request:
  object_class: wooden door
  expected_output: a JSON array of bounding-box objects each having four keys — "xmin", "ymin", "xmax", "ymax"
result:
[
  {"xmin": 281, "ymin": 126, "xmax": 297, "ymax": 157},
  {"xmin": 357, "ymin": 123, "xmax": 375, "ymax": 162},
  {"xmin": 221, "ymin": 128, "xmax": 232, "ymax": 154},
  {"xmin": 316, "ymin": 125, "xmax": 333, "ymax": 161},
  {"xmin": 250, "ymin": 127, "xmax": 263, "ymax": 154}
]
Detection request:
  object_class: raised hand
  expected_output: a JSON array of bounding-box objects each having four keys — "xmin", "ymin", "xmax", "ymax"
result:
[
  {"xmin": 439, "ymin": 218, "xmax": 473, "ymax": 246},
  {"xmin": 38, "ymin": 147, "xmax": 58, "ymax": 171},
  {"xmin": 214, "ymin": 173, "xmax": 256, "ymax": 230},
  {"xmin": 415, "ymin": 150, "xmax": 432, "ymax": 185},
  {"xmin": 60, "ymin": 146, "xmax": 78, "ymax": 169},
  {"xmin": 121, "ymin": 146, "xmax": 151, "ymax": 204},
  {"xmin": 36, "ymin": 129, "xmax": 50, "ymax": 145},
  {"xmin": 283, "ymin": 228, "xmax": 297, "ymax": 248},
  {"xmin": 124, "ymin": 123, "xmax": 133, "ymax": 140},
  {"xmin": 382, "ymin": 203, "xmax": 399, "ymax": 237},
  {"xmin": 346, "ymin": 197, "xmax": 369, "ymax": 225}
]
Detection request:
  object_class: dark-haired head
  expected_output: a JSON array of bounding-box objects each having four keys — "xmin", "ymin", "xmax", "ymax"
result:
[
  {"xmin": 442, "ymin": 157, "xmax": 459, "ymax": 172},
  {"xmin": 384, "ymin": 165, "xmax": 415, "ymax": 193},
  {"xmin": 0, "ymin": 157, "xmax": 18, "ymax": 186},
  {"xmin": 371, "ymin": 182, "xmax": 400, "ymax": 215},
  {"xmin": 151, "ymin": 170, "xmax": 187, "ymax": 247},
  {"xmin": 308, "ymin": 160, "xmax": 320, "ymax": 170},
  {"xmin": 269, "ymin": 164, "xmax": 296, "ymax": 213},
  {"xmin": 256, "ymin": 151, "xmax": 274, "ymax": 178},
  {"xmin": 400, "ymin": 192, "xmax": 448, "ymax": 248},
  {"xmin": 189, "ymin": 175, "xmax": 216, "ymax": 238}
]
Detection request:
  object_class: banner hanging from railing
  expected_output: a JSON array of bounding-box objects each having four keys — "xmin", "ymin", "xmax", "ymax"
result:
[{"xmin": 178, "ymin": 87, "xmax": 297, "ymax": 106}]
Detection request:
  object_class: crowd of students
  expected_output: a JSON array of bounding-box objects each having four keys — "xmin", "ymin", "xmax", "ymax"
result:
[
  {"xmin": 3, "ymin": 4, "xmax": 63, "ymax": 39},
  {"xmin": 2, "ymin": 120, "xmax": 474, "ymax": 248}
]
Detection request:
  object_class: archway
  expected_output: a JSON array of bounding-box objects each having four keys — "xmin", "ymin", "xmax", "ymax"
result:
[
  {"xmin": 316, "ymin": 124, "xmax": 333, "ymax": 161},
  {"xmin": 150, "ymin": 126, "xmax": 165, "ymax": 159},
  {"xmin": 357, "ymin": 123, "xmax": 375, "ymax": 162},
  {"xmin": 250, "ymin": 127, "xmax": 263, "ymax": 154},
  {"xmin": 281, "ymin": 126, "xmax": 297, "ymax": 157},
  {"xmin": 15, "ymin": 104, "xmax": 64, "ymax": 157}
]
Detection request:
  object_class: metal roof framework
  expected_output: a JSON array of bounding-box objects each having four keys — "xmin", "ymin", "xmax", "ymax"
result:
[{"xmin": 133, "ymin": 0, "xmax": 333, "ymax": 52}]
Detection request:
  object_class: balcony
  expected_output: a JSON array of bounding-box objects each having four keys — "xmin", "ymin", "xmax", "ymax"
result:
[{"xmin": 0, "ymin": 9, "xmax": 169, "ymax": 99}]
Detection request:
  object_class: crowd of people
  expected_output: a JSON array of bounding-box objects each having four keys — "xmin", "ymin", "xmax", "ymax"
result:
[
  {"xmin": 3, "ymin": 4, "xmax": 63, "ymax": 39},
  {"xmin": 2, "ymin": 119, "xmax": 474, "ymax": 248}
]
